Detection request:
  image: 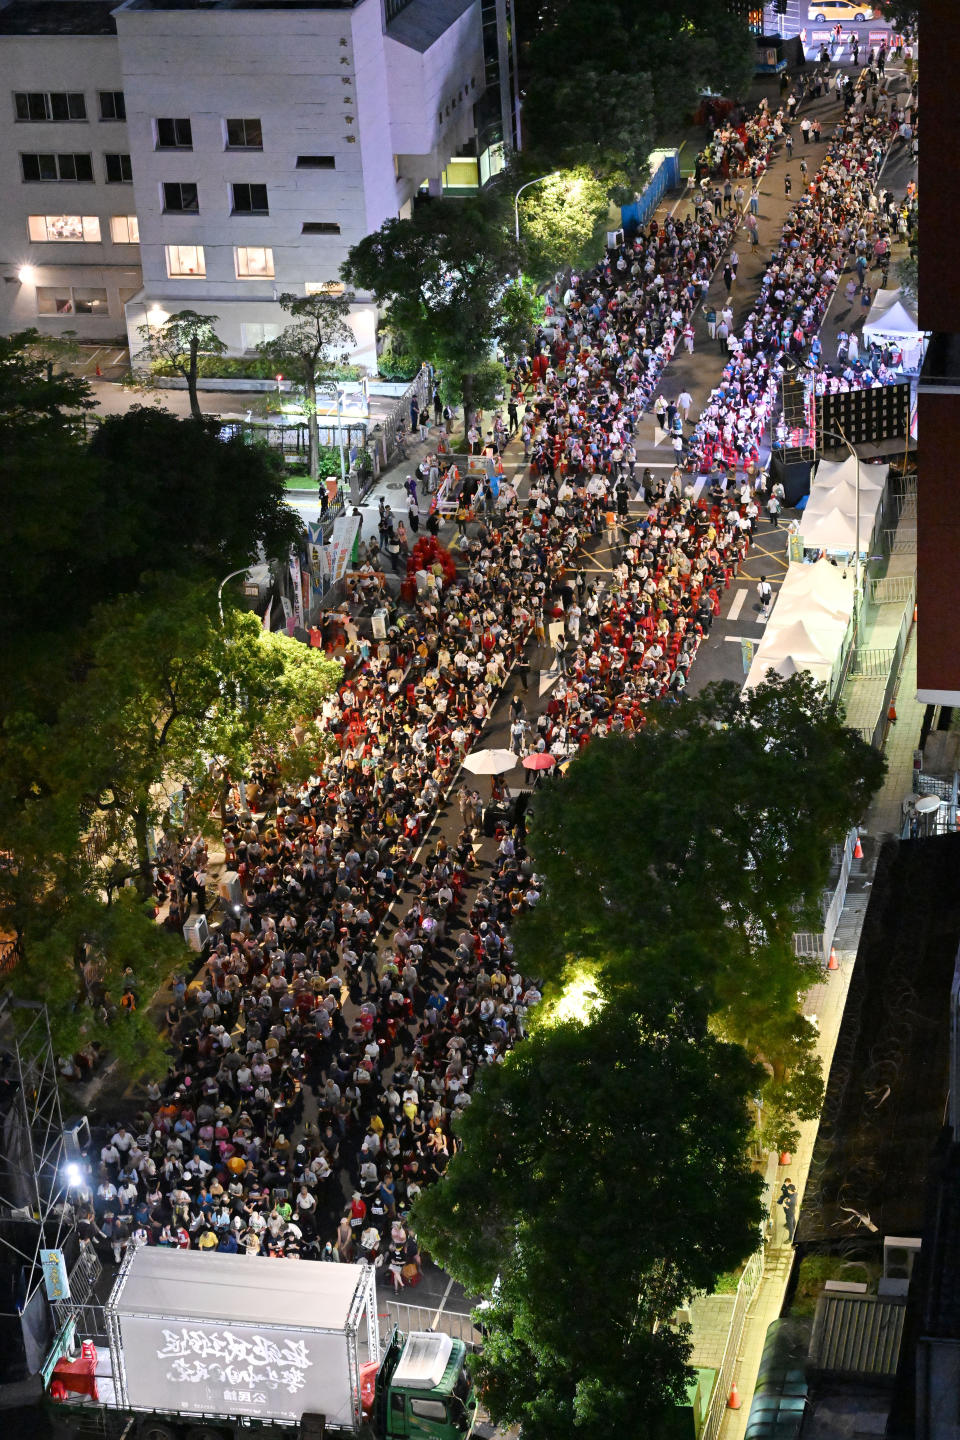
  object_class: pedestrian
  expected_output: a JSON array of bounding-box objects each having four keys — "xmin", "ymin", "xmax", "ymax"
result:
[
  {"xmin": 409, "ymin": 396, "xmax": 419, "ymax": 432},
  {"xmin": 777, "ymin": 1179, "xmax": 798, "ymax": 1243},
  {"xmin": 432, "ymin": 385, "xmax": 442, "ymax": 425},
  {"xmin": 722, "ymin": 263, "xmax": 733, "ymax": 294},
  {"xmin": 767, "ymin": 493, "xmax": 781, "ymax": 528},
  {"xmin": 749, "ymin": 189, "xmax": 760, "ymax": 218},
  {"xmin": 507, "ymin": 394, "xmax": 519, "ymax": 432},
  {"xmin": 418, "ymin": 406, "xmax": 430, "ymax": 443},
  {"xmin": 654, "ymin": 394, "xmax": 668, "ymax": 431},
  {"xmin": 785, "ymin": 130, "xmax": 793, "ymax": 158},
  {"xmin": 800, "ymin": 116, "xmax": 811, "ymax": 145},
  {"xmin": 784, "ymin": 172, "xmax": 792, "ymax": 197},
  {"xmin": 677, "ymin": 389, "xmax": 693, "ymax": 424},
  {"xmin": 682, "ymin": 321, "xmax": 695, "ymax": 355},
  {"xmin": 757, "ymin": 575, "xmax": 772, "ymax": 618},
  {"xmin": 729, "ymin": 249, "xmax": 739, "ymax": 282},
  {"xmin": 703, "ymin": 303, "xmax": 717, "ymax": 341},
  {"xmin": 733, "ymin": 183, "xmax": 745, "ymax": 216},
  {"xmin": 716, "ymin": 318, "xmax": 729, "ymax": 352},
  {"xmin": 407, "ymin": 502, "xmax": 420, "ymax": 535},
  {"xmin": 604, "ymin": 506, "xmax": 619, "ymax": 548}
]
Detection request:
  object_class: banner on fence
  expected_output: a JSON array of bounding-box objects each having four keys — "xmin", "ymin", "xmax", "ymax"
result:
[{"xmin": 325, "ymin": 513, "xmax": 362, "ymax": 587}]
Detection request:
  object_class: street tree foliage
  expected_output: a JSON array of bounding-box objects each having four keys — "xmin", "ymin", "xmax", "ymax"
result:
[
  {"xmin": 342, "ymin": 199, "xmax": 530, "ymax": 422},
  {"xmin": 520, "ymin": 0, "xmax": 755, "ymax": 190},
  {"xmin": 134, "ymin": 309, "xmax": 227, "ymax": 421},
  {"xmin": 0, "ymin": 327, "xmax": 93, "ymax": 438},
  {"xmin": 257, "ymin": 290, "xmax": 355, "ymax": 482},
  {"xmin": 0, "ymin": 582, "xmax": 341, "ymax": 1063},
  {"xmin": 413, "ymin": 1008, "xmax": 764, "ymax": 1440},
  {"xmin": 511, "ymin": 164, "xmax": 613, "ymax": 284},
  {"xmin": 4, "ymin": 398, "xmax": 299, "ymax": 662},
  {"xmin": 517, "ymin": 672, "xmax": 884, "ymax": 1083},
  {"xmin": 878, "ymin": 1, "xmax": 917, "ymax": 30}
]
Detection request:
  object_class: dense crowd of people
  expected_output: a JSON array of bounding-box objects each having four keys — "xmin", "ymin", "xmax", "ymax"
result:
[{"xmin": 72, "ymin": 52, "xmax": 915, "ymax": 1284}]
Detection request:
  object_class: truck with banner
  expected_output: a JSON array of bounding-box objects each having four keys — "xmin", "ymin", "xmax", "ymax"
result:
[{"xmin": 44, "ymin": 1246, "xmax": 476, "ymax": 1440}]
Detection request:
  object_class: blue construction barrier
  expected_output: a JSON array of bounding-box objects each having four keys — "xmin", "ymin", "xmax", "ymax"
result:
[{"xmin": 620, "ymin": 148, "xmax": 681, "ymax": 234}]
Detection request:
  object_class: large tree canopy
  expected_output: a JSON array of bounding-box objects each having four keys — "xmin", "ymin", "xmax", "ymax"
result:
[
  {"xmin": 413, "ymin": 1008, "xmax": 764, "ymax": 1439},
  {"xmin": 519, "ymin": 0, "xmax": 755, "ymax": 188},
  {"xmin": 342, "ymin": 198, "xmax": 528, "ymax": 418}
]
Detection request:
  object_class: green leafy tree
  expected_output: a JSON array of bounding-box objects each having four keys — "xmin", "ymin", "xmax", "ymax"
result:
[
  {"xmin": 413, "ymin": 1008, "xmax": 764, "ymax": 1439},
  {"xmin": 0, "ymin": 328, "xmax": 94, "ymax": 438},
  {"xmin": 878, "ymin": 1, "xmax": 917, "ymax": 31},
  {"xmin": 257, "ymin": 290, "xmax": 355, "ymax": 481},
  {"xmin": 519, "ymin": 0, "xmax": 754, "ymax": 189},
  {"xmin": 514, "ymin": 165, "xmax": 613, "ymax": 283},
  {"xmin": 134, "ymin": 309, "xmax": 227, "ymax": 421},
  {"xmin": 342, "ymin": 200, "xmax": 528, "ymax": 424},
  {"xmin": 517, "ymin": 674, "xmax": 883, "ymax": 1091}
]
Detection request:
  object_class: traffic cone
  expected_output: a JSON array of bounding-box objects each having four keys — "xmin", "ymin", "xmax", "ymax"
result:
[
  {"xmin": 728, "ymin": 1382, "xmax": 741, "ymax": 1411},
  {"xmin": 828, "ymin": 945, "xmax": 839, "ymax": 971},
  {"xmin": 888, "ymin": 702, "xmax": 897, "ymax": 723},
  {"xmin": 780, "ymin": 1151, "xmax": 792, "ymax": 1166},
  {"xmin": 853, "ymin": 834, "xmax": 863, "ymax": 860}
]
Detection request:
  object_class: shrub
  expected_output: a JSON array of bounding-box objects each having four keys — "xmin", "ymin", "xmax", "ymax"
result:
[
  {"xmin": 377, "ymin": 348, "xmax": 421, "ymax": 382},
  {"xmin": 147, "ymin": 355, "xmax": 364, "ymax": 382}
]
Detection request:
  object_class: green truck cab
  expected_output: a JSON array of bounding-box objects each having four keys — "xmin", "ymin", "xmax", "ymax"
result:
[{"xmin": 371, "ymin": 1329, "xmax": 476, "ymax": 1439}]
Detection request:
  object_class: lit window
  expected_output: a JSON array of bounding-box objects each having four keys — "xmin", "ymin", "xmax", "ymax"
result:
[
  {"xmin": 226, "ymin": 118, "xmax": 262, "ymax": 149},
  {"xmin": 110, "ymin": 215, "xmax": 140, "ymax": 243},
  {"xmin": 235, "ymin": 246, "xmax": 274, "ymax": 279},
  {"xmin": 36, "ymin": 285, "xmax": 107, "ymax": 315},
  {"xmin": 166, "ymin": 244, "xmax": 205, "ymax": 277},
  {"xmin": 28, "ymin": 214, "xmax": 101, "ymax": 242},
  {"xmin": 305, "ymin": 281, "xmax": 345, "ymax": 296}
]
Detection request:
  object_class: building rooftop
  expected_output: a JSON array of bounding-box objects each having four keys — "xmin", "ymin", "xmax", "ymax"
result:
[
  {"xmin": 120, "ymin": 0, "xmax": 362, "ymax": 9},
  {"xmin": 0, "ymin": 1, "xmax": 119, "ymax": 34}
]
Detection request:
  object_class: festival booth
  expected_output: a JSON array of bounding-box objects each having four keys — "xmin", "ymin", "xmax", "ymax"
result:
[
  {"xmin": 861, "ymin": 289, "xmax": 929, "ymax": 373},
  {"xmin": 798, "ymin": 456, "xmax": 888, "ymax": 561},
  {"xmin": 743, "ymin": 559, "xmax": 856, "ymax": 701}
]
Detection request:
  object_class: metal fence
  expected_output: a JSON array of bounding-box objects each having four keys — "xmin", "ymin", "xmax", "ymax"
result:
[
  {"xmin": 368, "ymin": 366, "xmax": 433, "ymax": 475},
  {"xmin": 700, "ymin": 1246, "xmax": 765, "ymax": 1440},
  {"xmin": 793, "ymin": 826, "xmax": 859, "ymax": 963},
  {"xmin": 868, "ymin": 574, "xmax": 916, "ymax": 606},
  {"xmin": 881, "ymin": 527, "xmax": 918, "ymax": 554},
  {"xmin": 382, "ymin": 1300, "xmax": 482, "ymax": 1350},
  {"xmin": 849, "ymin": 646, "xmax": 897, "ymax": 678}
]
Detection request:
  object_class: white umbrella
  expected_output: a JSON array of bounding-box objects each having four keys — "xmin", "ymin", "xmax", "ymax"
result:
[{"xmin": 462, "ymin": 748, "xmax": 518, "ymax": 776}]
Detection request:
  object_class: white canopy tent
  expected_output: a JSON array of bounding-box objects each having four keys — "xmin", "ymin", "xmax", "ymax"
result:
[
  {"xmin": 862, "ymin": 287, "xmax": 928, "ymax": 371},
  {"xmin": 798, "ymin": 459, "xmax": 888, "ymax": 555},
  {"xmin": 742, "ymin": 560, "xmax": 856, "ymax": 699}
]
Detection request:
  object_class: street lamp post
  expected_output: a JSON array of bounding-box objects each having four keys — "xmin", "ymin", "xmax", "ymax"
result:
[
  {"xmin": 318, "ymin": 379, "xmax": 353, "ymax": 504},
  {"xmin": 514, "ymin": 172, "xmax": 562, "ymax": 244},
  {"xmin": 217, "ymin": 568, "xmax": 250, "ymax": 625}
]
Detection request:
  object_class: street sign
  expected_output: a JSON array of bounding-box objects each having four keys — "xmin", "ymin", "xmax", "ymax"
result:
[{"xmin": 40, "ymin": 1249, "xmax": 70, "ymax": 1303}]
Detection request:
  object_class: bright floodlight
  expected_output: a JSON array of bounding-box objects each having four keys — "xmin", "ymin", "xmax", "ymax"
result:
[
  {"xmin": 18, "ymin": 265, "xmax": 34, "ymax": 284},
  {"xmin": 64, "ymin": 1163, "xmax": 83, "ymax": 1186}
]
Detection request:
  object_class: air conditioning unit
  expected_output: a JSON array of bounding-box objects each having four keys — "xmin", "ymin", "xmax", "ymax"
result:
[
  {"xmin": 884, "ymin": 1235, "xmax": 921, "ymax": 1282},
  {"xmin": 182, "ymin": 914, "xmax": 209, "ymax": 953},
  {"xmin": 217, "ymin": 870, "xmax": 243, "ymax": 908}
]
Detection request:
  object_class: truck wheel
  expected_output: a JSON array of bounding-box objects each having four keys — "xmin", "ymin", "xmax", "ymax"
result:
[
  {"xmin": 140, "ymin": 1423, "xmax": 179, "ymax": 1440},
  {"xmin": 186, "ymin": 1427, "xmax": 226, "ymax": 1440}
]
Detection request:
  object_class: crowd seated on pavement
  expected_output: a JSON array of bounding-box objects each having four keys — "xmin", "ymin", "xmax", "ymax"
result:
[{"xmin": 72, "ymin": 81, "xmax": 909, "ymax": 1280}]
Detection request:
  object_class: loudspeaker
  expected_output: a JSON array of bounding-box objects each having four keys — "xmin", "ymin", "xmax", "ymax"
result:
[
  {"xmin": 770, "ymin": 454, "xmax": 813, "ymax": 507},
  {"xmin": 818, "ymin": 383, "xmax": 910, "ymax": 448}
]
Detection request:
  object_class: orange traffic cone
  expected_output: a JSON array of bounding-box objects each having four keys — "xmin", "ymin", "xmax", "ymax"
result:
[
  {"xmin": 853, "ymin": 835, "xmax": 863, "ymax": 860},
  {"xmin": 728, "ymin": 1382, "xmax": 742, "ymax": 1411},
  {"xmin": 828, "ymin": 946, "xmax": 839, "ymax": 971},
  {"xmin": 888, "ymin": 702, "xmax": 897, "ymax": 723},
  {"xmin": 780, "ymin": 1151, "xmax": 792, "ymax": 1166}
]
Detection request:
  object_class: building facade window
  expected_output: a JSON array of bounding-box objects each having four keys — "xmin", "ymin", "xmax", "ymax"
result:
[
  {"xmin": 109, "ymin": 214, "xmax": 140, "ymax": 243},
  {"xmin": 231, "ymin": 183, "xmax": 268, "ymax": 215},
  {"xmin": 235, "ymin": 246, "xmax": 274, "ymax": 278},
  {"xmin": 27, "ymin": 214, "xmax": 101, "ymax": 242},
  {"xmin": 165, "ymin": 244, "xmax": 205, "ymax": 277},
  {"xmin": 15, "ymin": 92, "xmax": 86, "ymax": 122},
  {"xmin": 104, "ymin": 152, "xmax": 132, "ymax": 183},
  {"xmin": 36, "ymin": 285, "xmax": 108, "ymax": 315},
  {"xmin": 225, "ymin": 118, "xmax": 262, "ymax": 149},
  {"xmin": 241, "ymin": 320, "xmax": 282, "ymax": 350},
  {"xmin": 155, "ymin": 117, "xmax": 192, "ymax": 149},
  {"xmin": 301, "ymin": 221, "xmax": 341, "ymax": 234},
  {"xmin": 296, "ymin": 155, "xmax": 336, "ymax": 169},
  {"xmin": 305, "ymin": 281, "xmax": 345, "ymax": 296},
  {"xmin": 21, "ymin": 152, "xmax": 93, "ymax": 182},
  {"xmin": 163, "ymin": 182, "xmax": 198, "ymax": 213},
  {"xmin": 98, "ymin": 91, "xmax": 126, "ymax": 121}
]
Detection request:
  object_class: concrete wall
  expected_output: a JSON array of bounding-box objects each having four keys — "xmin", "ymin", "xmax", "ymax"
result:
[{"xmin": 0, "ymin": 35, "xmax": 141, "ymax": 340}]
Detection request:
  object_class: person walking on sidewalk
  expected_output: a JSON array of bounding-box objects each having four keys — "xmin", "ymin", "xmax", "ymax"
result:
[
  {"xmin": 757, "ymin": 575, "xmax": 773, "ymax": 618},
  {"xmin": 749, "ymin": 188, "xmax": 760, "ymax": 218},
  {"xmin": 682, "ymin": 321, "xmax": 695, "ymax": 355},
  {"xmin": 767, "ymin": 493, "xmax": 782, "ymax": 528},
  {"xmin": 703, "ymin": 303, "xmax": 717, "ymax": 341}
]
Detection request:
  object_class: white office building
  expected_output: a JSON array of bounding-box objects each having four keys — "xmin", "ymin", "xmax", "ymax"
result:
[{"xmin": 0, "ymin": 0, "xmax": 519, "ymax": 365}]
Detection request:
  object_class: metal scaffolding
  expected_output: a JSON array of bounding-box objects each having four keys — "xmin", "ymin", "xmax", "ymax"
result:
[{"xmin": 0, "ymin": 995, "xmax": 72, "ymax": 1309}]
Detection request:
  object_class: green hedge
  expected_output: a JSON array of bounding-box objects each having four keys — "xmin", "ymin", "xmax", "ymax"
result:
[
  {"xmin": 286, "ymin": 446, "xmax": 347, "ymax": 482},
  {"xmin": 377, "ymin": 349, "xmax": 421, "ymax": 382},
  {"xmin": 148, "ymin": 355, "xmax": 364, "ymax": 381}
]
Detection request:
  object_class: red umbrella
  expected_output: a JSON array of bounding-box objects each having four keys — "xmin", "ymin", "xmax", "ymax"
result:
[{"xmin": 522, "ymin": 752, "xmax": 556, "ymax": 771}]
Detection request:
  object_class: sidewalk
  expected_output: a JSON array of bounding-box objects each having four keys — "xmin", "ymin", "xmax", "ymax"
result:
[{"xmin": 719, "ymin": 623, "xmax": 925, "ymax": 1440}]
